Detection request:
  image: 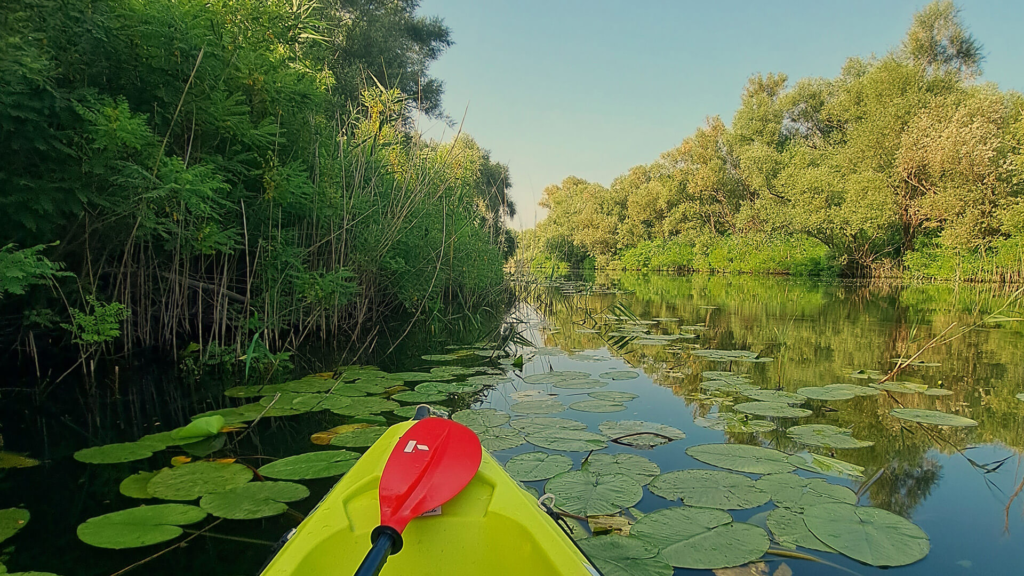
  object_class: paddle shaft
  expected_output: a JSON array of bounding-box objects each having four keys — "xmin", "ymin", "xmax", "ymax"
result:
[{"xmin": 353, "ymin": 527, "xmax": 400, "ymax": 576}]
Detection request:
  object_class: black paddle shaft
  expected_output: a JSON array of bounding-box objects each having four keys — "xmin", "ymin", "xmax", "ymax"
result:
[{"xmin": 353, "ymin": 526, "xmax": 404, "ymax": 576}]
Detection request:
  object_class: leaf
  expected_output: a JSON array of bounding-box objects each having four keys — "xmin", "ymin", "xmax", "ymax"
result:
[
  {"xmin": 648, "ymin": 470, "xmax": 770, "ymax": 510},
  {"xmin": 416, "ymin": 381, "xmax": 482, "ymax": 395},
  {"xmin": 582, "ymin": 453, "xmax": 660, "ymax": 485},
  {"xmin": 685, "ymin": 444, "xmax": 796, "ymax": 474},
  {"xmin": 588, "ymin": 391, "xmax": 638, "ymax": 402},
  {"xmin": 311, "ymin": 423, "xmax": 373, "ymax": 445},
  {"xmin": 786, "ymin": 425, "xmax": 874, "ymax": 449},
  {"xmin": 570, "ymin": 400, "xmax": 627, "ymax": 413},
  {"xmin": 0, "ymin": 509, "xmax": 30, "ymax": 544},
  {"xmin": 694, "ymin": 413, "xmax": 776, "ymax": 433},
  {"xmin": 552, "ymin": 378, "xmax": 609, "ymax": 389},
  {"xmin": 889, "ymin": 408, "xmax": 978, "ymax": 427},
  {"xmin": 870, "ymin": 382, "xmax": 928, "ymax": 394},
  {"xmin": 76, "ymin": 504, "xmax": 207, "ymax": 549},
  {"xmin": 329, "ymin": 397, "xmax": 400, "ymax": 417},
  {"xmin": 199, "ymin": 481, "xmax": 309, "ymax": 519},
  {"xmin": 511, "ymin": 417, "xmax": 587, "ymax": 434},
  {"xmin": 0, "ymin": 452, "xmax": 40, "ymax": 469},
  {"xmin": 755, "ymin": 473, "xmax": 857, "ymax": 512},
  {"xmin": 505, "ymin": 452, "xmax": 573, "ymax": 481},
  {"xmin": 169, "ymin": 416, "xmax": 225, "ymax": 443},
  {"xmin": 796, "ymin": 384, "xmax": 879, "ymax": 401},
  {"xmin": 765, "ymin": 508, "xmax": 836, "ymax": 552},
  {"xmin": 803, "ymin": 503, "xmax": 929, "ymax": 567},
  {"xmin": 922, "ymin": 388, "xmax": 953, "ymax": 396},
  {"xmin": 386, "ymin": 372, "xmax": 443, "ymax": 382},
  {"xmin": 1016, "ymin": 392, "xmax": 1024, "ymax": 402},
  {"xmin": 588, "ymin": 515, "xmax": 633, "ymax": 536},
  {"xmin": 452, "ymin": 408, "xmax": 510, "ymax": 432},
  {"xmin": 328, "ymin": 426, "xmax": 387, "ymax": 448},
  {"xmin": 598, "ymin": 371, "xmax": 640, "ymax": 381},
  {"xmin": 734, "ymin": 402, "xmax": 812, "ymax": 419},
  {"xmin": 741, "ymin": 390, "xmax": 806, "ymax": 405},
  {"xmin": 391, "ymin": 391, "xmax": 447, "ymax": 403},
  {"xmin": 598, "ymin": 421, "xmax": 685, "ymax": 448},
  {"xmin": 258, "ymin": 451, "xmax": 360, "ymax": 480},
  {"xmin": 74, "ymin": 442, "xmax": 154, "ymax": 464},
  {"xmin": 631, "ymin": 506, "xmax": 770, "ymax": 569},
  {"xmin": 544, "ymin": 471, "xmax": 642, "ymax": 516},
  {"xmin": 522, "ymin": 371, "xmax": 591, "ymax": 384},
  {"xmin": 510, "ymin": 399, "xmax": 566, "ymax": 414},
  {"xmin": 421, "ymin": 354, "xmax": 457, "ymax": 361},
  {"xmin": 146, "ymin": 461, "xmax": 253, "ymax": 501},
  {"xmin": 119, "ymin": 471, "xmax": 160, "ymax": 499},
  {"xmin": 576, "ymin": 534, "xmax": 672, "ymax": 576},
  {"xmin": 787, "ymin": 453, "xmax": 865, "ymax": 479},
  {"xmin": 477, "ymin": 427, "xmax": 525, "ymax": 451},
  {"xmin": 525, "ymin": 429, "xmax": 608, "ymax": 452}
]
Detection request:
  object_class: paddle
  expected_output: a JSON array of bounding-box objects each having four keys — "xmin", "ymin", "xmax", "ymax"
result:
[{"xmin": 353, "ymin": 417, "xmax": 482, "ymax": 576}]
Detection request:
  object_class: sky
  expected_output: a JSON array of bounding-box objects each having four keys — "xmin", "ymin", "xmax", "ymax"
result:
[{"xmin": 415, "ymin": 0, "xmax": 1024, "ymax": 229}]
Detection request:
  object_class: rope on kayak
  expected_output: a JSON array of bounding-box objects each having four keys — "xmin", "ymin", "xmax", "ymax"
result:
[{"xmin": 536, "ymin": 494, "xmax": 607, "ymax": 576}]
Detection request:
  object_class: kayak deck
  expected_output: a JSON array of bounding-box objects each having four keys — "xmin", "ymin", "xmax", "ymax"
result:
[{"xmin": 260, "ymin": 420, "xmax": 597, "ymax": 576}]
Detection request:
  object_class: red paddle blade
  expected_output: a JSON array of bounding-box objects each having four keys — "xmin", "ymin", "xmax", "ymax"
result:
[{"xmin": 378, "ymin": 417, "xmax": 482, "ymax": 533}]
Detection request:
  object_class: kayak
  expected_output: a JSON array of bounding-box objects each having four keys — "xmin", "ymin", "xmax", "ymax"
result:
[{"xmin": 260, "ymin": 419, "xmax": 600, "ymax": 576}]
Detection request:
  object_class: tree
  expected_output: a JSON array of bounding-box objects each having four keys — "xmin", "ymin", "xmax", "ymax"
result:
[{"xmin": 898, "ymin": 0, "xmax": 983, "ymax": 80}]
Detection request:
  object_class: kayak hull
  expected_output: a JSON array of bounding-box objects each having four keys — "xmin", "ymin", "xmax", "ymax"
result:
[{"xmin": 260, "ymin": 420, "xmax": 597, "ymax": 576}]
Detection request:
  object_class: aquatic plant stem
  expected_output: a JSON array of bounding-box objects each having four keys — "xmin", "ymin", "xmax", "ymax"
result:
[{"xmin": 110, "ymin": 518, "xmax": 223, "ymax": 576}]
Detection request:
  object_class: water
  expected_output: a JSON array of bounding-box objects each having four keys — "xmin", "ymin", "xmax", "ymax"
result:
[{"xmin": 2, "ymin": 272, "xmax": 1024, "ymax": 575}]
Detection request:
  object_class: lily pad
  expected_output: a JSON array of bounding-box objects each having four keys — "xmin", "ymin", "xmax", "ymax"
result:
[
  {"xmin": 77, "ymin": 504, "xmax": 207, "ymax": 549},
  {"xmin": 582, "ymin": 453, "xmax": 660, "ymax": 485},
  {"xmin": 0, "ymin": 452, "xmax": 40, "ymax": 469},
  {"xmin": 258, "ymin": 451, "xmax": 360, "ymax": 480},
  {"xmin": 685, "ymin": 444, "xmax": 795, "ymax": 474},
  {"xmin": 119, "ymin": 471, "xmax": 159, "ymax": 499},
  {"xmin": 648, "ymin": 470, "xmax": 770, "ymax": 509},
  {"xmin": 850, "ymin": 369, "xmax": 883, "ymax": 380},
  {"xmin": 74, "ymin": 442, "xmax": 154, "ymax": 464},
  {"xmin": 328, "ymin": 426, "xmax": 387, "ymax": 448},
  {"xmin": 147, "ymin": 461, "xmax": 253, "ymax": 501},
  {"xmin": 576, "ymin": 534, "xmax": 672, "ymax": 576},
  {"xmin": 598, "ymin": 421, "xmax": 684, "ymax": 448},
  {"xmin": 598, "ymin": 371, "xmax": 640, "ymax": 381},
  {"xmin": 742, "ymin": 390, "xmax": 806, "ymax": 404},
  {"xmin": 526, "ymin": 429, "xmax": 608, "ymax": 452},
  {"xmin": 391, "ymin": 391, "xmax": 447, "ymax": 403},
  {"xmin": 522, "ymin": 371, "xmax": 590, "ymax": 385},
  {"xmin": 416, "ymin": 381, "xmax": 482, "ymax": 395},
  {"xmin": 766, "ymin": 508, "xmax": 836, "ymax": 552},
  {"xmin": 693, "ymin": 412, "xmax": 776, "ymax": 433},
  {"xmin": 199, "ymin": 481, "xmax": 309, "ymax": 520},
  {"xmin": 386, "ymin": 372, "xmax": 443, "ymax": 382},
  {"xmin": 421, "ymin": 354, "xmax": 457, "ymax": 361},
  {"xmin": 329, "ymin": 397, "xmax": 400, "ymax": 417},
  {"xmin": 510, "ymin": 399, "xmax": 566, "ymax": 415},
  {"xmin": 923, "ymin": 388, "xmax": 953, "ymax": 396},
  {"xmin": 786, "ymin": 425, "xmax": 874, "ymax": 449},
  {"xmin": 452, "ymin": 408, "xmax": 510, "ymax": 432},
  {"xmin": 511, "ymin": 417, "xmax": 587, "ymax": 434},
  {"xmin": 505, "ymin": 452, "xmax": 573, "ymax": 481},
  {"xmin": 631, "ymin": 506, "xmax": 770, "ymax": 569},
  {"xmin": 803, "ymin": 503, "xmax": 929, "ymax": 567},
  {"xmin": 477, "ymin": 427, "xmax": 526, "ymax": 451},
  {"xmin": 393, "ymin": 404, "xmax": 446, "ymax": 419},
  {"xmin": 787, "ymin": 453, "xmax": 865, "ymax": 479},
  {"xmin": 0, "ymin": 509, "xmax": 30, "ymax": 544},
  {"xmin": 544, "ymin": 471, "xmax": 642, "ymax": 516},
  {"xmin": 734, "ymin": 402, "xmax": 812, "ymax": 419},
  {"xmin": 755, "ymin": 473, "xmax": 857, "ymax": 512},
  {"xmin": 570, "ymin": 400, "xmax": 627, "ymax": 413},
  {"xmin": 796, "ymin": 384, "xmax": 879, "ymax": 401},
  {"xmin": 169, "ymin": 416, "xmax": 225, "ymax": 443},
  {"xmin": 588, "ymin": 391, "xmax": 638, "ymax": 402},
  {"xmin": 551, "ymin": 378, "xmax": 609, "ymax": 389},
  {"xmin": 870, "ymin": 382, "xmax": 928, "ymax": 394},
  {"xmin": 890, "ymin": 408, "xmax": 978, "ymax": 427}
]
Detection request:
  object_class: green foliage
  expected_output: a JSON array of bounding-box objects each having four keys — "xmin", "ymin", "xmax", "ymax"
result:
[
  {"xmin": 0, "ymin": 243, "xmax": 70, "ymax": 297},
  {"xmin": 61, "ymin": 297, "xmax": 130, "ymax": 346}
]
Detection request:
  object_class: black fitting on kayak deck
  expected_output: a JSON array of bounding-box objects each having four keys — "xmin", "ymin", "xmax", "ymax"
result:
[{"xmin": 371, "ymin": 525, "xmax": 404, "ymax": 554}]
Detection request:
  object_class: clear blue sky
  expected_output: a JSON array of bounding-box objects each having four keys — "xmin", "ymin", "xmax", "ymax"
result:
[{"xmin": 415, "ymin": 0, "xmax": 1024, "ymax": 229}]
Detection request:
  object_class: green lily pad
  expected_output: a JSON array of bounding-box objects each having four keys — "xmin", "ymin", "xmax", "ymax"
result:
[
  {"xmin": 648, "ymin": 470, "xmax": 770, "ymax": 510},
  {"xmin": 505, "ymin": 452, "xmax": 573, "ymax": 481},
  {"xmin": 258, "ymin": 451, "xmax": 360, "ymax": 480},
  {"xmin": 570, "ymin": 400, "xmax": 627, "ymax": 413},
  {"xmin": 787, "ymin": 425, "xmax": 874, "ymax": 449},
  {"xmin": 871, "ymin": 382, "xmax": 928, "ymax": 394},
  {"xmin": 576, "ymin": 535, "xmax": 672, "ymax": 576},
  {"xmin": 582, "ymin": 453, "xmax": 660, "ymax": 485},
  {"xmin": 787, "ymin": 453, "xmax": 865, "ymax": 479},
  {"xmin": 393, "ymin": 404, "xmax": 446, "ymax": 419},
  {"xmin": 467, "ymin": 374, "xmax": 512, "ymax": 386},
  {"xmin": 0, "ymin": 509, "xmax": 30, "ymax": 544},
  {"xmin": 551, "ymin": 378, "xmax": 609, "ymax": 389},
  {"xmin": 0, "ymin": 452, "xmax": 40, "ymax": 469},
  {"xmin": 685, "ymin": 443, "xmax": 795, "ymax": 474},
  {"xmin": 588, "ymin": 391, "xmax": 638, "ymax": 402},
  {"xmin": 511, "ymin": 417, "xmax": 587, "ymax": 434},
  {"xmin": 850, "ymin": 369, "xmax": 883, "ymax": 380},
  {"xmin": 703, "ymin": 371, "xmax": 751, "ymax": 382},
  {"xmin": 544, "ymin": 471, "xmax": 642, "ymax": 516},
  {"xmin": 119, "ymin": 471, "xmax": 159, "ymax": 499},
  {"xmin": 923, "ymin": 388, "xmax": 954, "ymax": 396},
  {"xmin": 391, "ymin": 391, "xmax": 447, "ymax": 403},
  {"xmin": 421, "ymin": 354, "xmax": 457, "ymax": 361},
  {"xmin": 797, "ymin": 384, "xmax": 879, "ymax": 401},
  {"xmin": 766, "ymin": 508, "xmax": 836, "ymax": 552},
  {"xmin": 803, "ymin": 503, "xmax": 929, "ymax": 567},
  {"xmin": 598, "ymin": 421, "xmax": 684, "ymax": 448},
  {"xmin": 74, "ymin": 442, "xmax": 154, "ymax": 464},
  {"xmin": 525, "ymin": 429, "xmax": 608, "ymax": 452},
  {"xmin": 476, "ymin": 427, "xmax": 525, "ymax": 451},
  {"xmin": 452, "ymin": 408, "xmax": 510, "ymax": 432},
  {"xmin": 147, "ymin": 461, "xmax": 253, "ymax": 501},
  {"xmin": 734, "ymin": 402, "xmax": 812, "ymax": 418},
  {"xmin": 328, "ymin": 426, "xmax": 387, "ymax": 448},
  {"xmin": 631, "ymin": 506, "xmax": 770, "ymax": 569},
  {"xmin": 701, "ymin": 380, "xmax": 759, "ymax": 394},
  {"xmin": 386, "ymin": 372, "xmax": 444, "ymax": 382},
  {"xmin": 741, "ymin": 390, "xmax": 806, "ymax": 404},
  {"xmin": 189, "ymin": 405, "xmax": 265, "ymax": 424},
  {"xmin": 693, "ymin": 412, "xmax": 776, "ymax": 433},
  {"xmin": 890, "ymin": 408, "xmax": 978, "ymax": 427},
  {"xmin": 755, "ymin": 473, "xmax": 857, "ymax": 512},
  {"xmin": 523, "ymin": 371, "xmax": 590, "ymax": 384},
  {"xmin": 199, "ymin": 481, "xmax": 309, "ymax": 519},
  {"xmin": 329, "ymin": 397, "xmax": 400, "ymax": 417},
  {"xmin": 416, "ymin": 381, "xmax": 482, "ymax": 395},
  {"xmin": 510, "ymin": 399, "xmax": 566, "ymax": 414},
  {"xmin": 77, "ymin": 504, "xmax": 207, "ymax": 549},
  {"xmin": 169, "ymin": 416, "xmax": 225, "ymax": 443},
  {"xmin": 598, "ymin": 371, "xmax": 640, "ymax": 381}
]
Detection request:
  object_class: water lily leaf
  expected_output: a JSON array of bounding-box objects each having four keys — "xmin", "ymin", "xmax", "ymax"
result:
[
  {"xmin": 119, "ymin": 471, "xmax": 160, "ymax": 499},
  {"xmin": 0, "ymin": 452, "xmax": 40, "ymax": 469},
  {"xmin": 576, "ymin": 534, "xmax": 672, "ymax": 576},
  {"xmin": 734, "ymin": 402, "xmax": 812, "ymax": 419},
  {"xmin": 890, "ymin": 408, "xmax": 978, "ymax": 427},
  {"xmin": 598, "ymin": 371, "xmax": 640, "ymax": 381},
  {"xmin": 525, "ymin": 429, "xmax": 608, "ymax": 451},
  {"xmin": 511, "ymin": 390, "xmax": 558, "ymax": 401},
  {"xmin": 786, "ymin": 425, "xmax": 873, "ymax": 449},
  {"xmin": 582, "ymin": 453, "xmax": 660, "ymax": 485},
  {"xmin": 77, "ymin": 504, "xmax": 207, "ymax": 549},
  {"xmin": 452, "ymin": 408, "xmax": 510, "ymax": 432},
  {"xmin": 477, "ymin": 427, "xmax": 525, "ymax": 451},
  {"xmin": 741, "ymin": 390, "xmax": 806, "ymax": 405},
  {"xmin": 631, "ymin": 506, "xmax": 770, "ymax": 569},
  {"xmin": 510, "ymin": 399, "xmax": 566, "ymax": 414},
  {"xmin": 766, "ymin": 508, "xmax": 836, "ymax": 552},
  {"xmin": 505, "ymin": 452, "xmax": 573, "ymax": 481},
  {"xmin": 803, "ymin": 503, "xmax": 929, "ymax": 567},
  {"xmin": 648, "ymin": 470, "xmax": 769, "ymax": 510},
  {"xmin": 570, "ymin": 400, "xmax": 627, "ymax": 413},
  {"xmin": 199, "ymin": 481, "xmax": 309, "ymax": 519},
  {"xmin": 796, "ymin": 383, "xmax": 879, "ymax": 401},
  {"xmin": 511, "ymin": 417, "xmax": 587, "ymax": 434},
  {"xmin": 329, "ymin": 397, "xmax": 399, "ymax": 417},
  {"xmin": 189, "ymin": 405, "xmax": 264, "ymax": 424},
  {"xmin": 598, "ymin": 421, "xmax": 685, "ymax": 448},
  {"xmin": 416, "ymin": 381, "xmax": 482, "ymax": 395},
  {"xmin": 467, "ymin": 374, "xmax": 512, "ymax": 386},
  {"xmin": 588, "ymin": 391, "xmax": 638, "ymax": 402},
  {"xmin": 170, "ymin": 416, "xmax": 225, "ymax": 443},
  {"xmin": 328, "ymin": 426, "xmax": 387, "ymax": 448},
  {"xmin": 386, "ymin": 372, "xmax": 444, "ymax": 382},
  {"xmin": 522, "ymin": 371, "xmax": 590, "ymax": 384},
  {"xmin": 685, "ymin": 444, "xmax": 795, "ymax": 474},
  {"xmin": 393, "ymin": 404, "xmax": 446, "ymax": 419},
  {"xmin": 544, "ymin": 471, "xmax": 642, "ymax": 516},
  {"xmin": 701, "ymin": 380, "xmax": 760, "ymax": 394},
  {"xmin": 147, "ymin": 461, "xmax": 252, "ymax": 501},
  {"xmin": 258, "ymin": 451, "xmax": 360, "ymax": 480},
  {"xmin": 922, "ymin": 388, "xmax": 953, "ymax": 396},
  {"xmin": 693, "ymin": 413, "xmax": 776, "ymax": 433},
  {"xmin": 849, "ymin": 369, "xmax": 883, "ymax": 380},
  {"xmin": 755, "ymin": 473, "xmax": 857, "ymax": 512},
  {"xmin": 703, "ymin": 371, "xmax": 751, "ymax": 382},
  {"xmin": 181, "ymin": 434, "xmax": 227, "ymax": 458},
  {"xmin": 74, "ymin": 442, "xmax": 154, "ymax": 464},
  {"xmin": 0, "ymin": 509, "xmax": 30, "ymax": 544},
  {"xmin": 421, "ymin": 354, "xmax": 457, "ymax": 361},
  {"xmin": 311, "ymin": 423, "xmax": 373, "ymax": 445},
  {"xmin": 391, "ymin": 391, "xmax": 447, "ymax": 403},
  {"xmin": 787, "ymin": 453, "xmax": 864, "ymax": 479},
  {"xmin": 552, "ymin": 378, "xmax": 609, "ymax": 389},
  {"xmin": 870, "ymin": 382, "xmax": 928, "ymax": 394}
]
